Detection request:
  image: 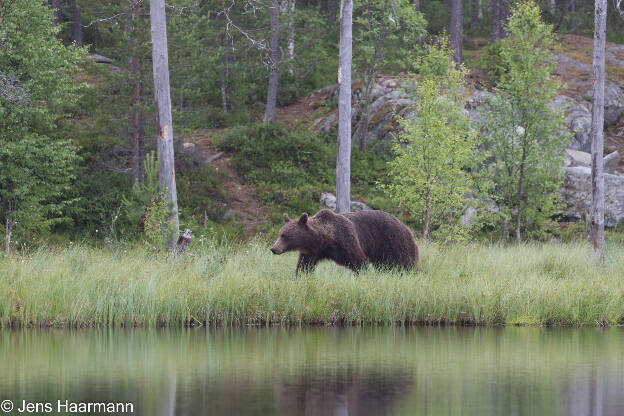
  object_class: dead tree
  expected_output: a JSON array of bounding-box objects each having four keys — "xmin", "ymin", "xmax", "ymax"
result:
[
  {"xmin": 150, "ymin": 0, "xmax": 180, "ymax": 245},
  {"xmin": 590, "ymin": 0, "xmax": 607, "ymax": 259},
  {"xmin": 336, "ymin": 0, "xmax": 352, "ymax": 213},
  {"xmin": 263, "ymin": 0, "xmax": 280, "ymax": 124}
]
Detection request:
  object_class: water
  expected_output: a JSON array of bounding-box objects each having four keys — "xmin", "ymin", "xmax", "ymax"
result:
[{"xmin": 0, "ymin": 327, "xmax": 623, "ymax": 415}]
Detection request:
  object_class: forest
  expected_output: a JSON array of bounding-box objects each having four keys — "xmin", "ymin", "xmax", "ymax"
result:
[{"xmin": 2, "ymin": 0, "xmax": 623, "ymax": 255}]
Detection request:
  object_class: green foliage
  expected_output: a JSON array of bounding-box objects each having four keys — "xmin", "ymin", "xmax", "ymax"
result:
[
  {"xmin": 0, "ymin": 136, "xmax": 80, "ymax": 248},
  {"xmin": 120, "ymin": 152, "xmax": 160, "ymax": 235},
  {"xmin": 480, "ymin": 1, "xmax": 571, "ymax": 241},
  {"xmin": 0, "ymin": 0, "xmax": 85, "ymax": 249},
  {"xmin": 484, "ymin": 41, "xmax": 508, "ymax": 83},
  {"xmin": 218, "ymin": 123, "xmax": 392, "ymax": 223},
  {"xmin": 218, "ymin": 123, "xmax": 335, "ymax": 215},
  {"xmin": 176, "ymin": 158, "xmax": 228, "ymax": 222},
  {"xmin": 381, "ymin": 43, "xmax": 483, "ymax": 242},
  {"xmin": 353, "ymin": 0, "xmax": 427, "ymax": 76},
  {"xmin": 143, "ymin": 190, "xmax": 176, "ymax": 253}
]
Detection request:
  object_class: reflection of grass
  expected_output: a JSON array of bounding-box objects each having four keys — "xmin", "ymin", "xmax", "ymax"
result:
[
  {"xmin": 3, "ymin": 327, "xmax": 623, "ymax": 416},
  {"xmin": 2, "ymin": 242, "xmax": 624, "ymax": 327}
]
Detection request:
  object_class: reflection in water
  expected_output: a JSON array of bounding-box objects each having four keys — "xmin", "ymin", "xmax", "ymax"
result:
[{"xmin": 1, "ymin": 327, "xmax": 624, "ymax": 415}]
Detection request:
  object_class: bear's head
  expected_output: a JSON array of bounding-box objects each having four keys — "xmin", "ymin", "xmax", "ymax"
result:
[{"xmin": 270, "ymin": 212, "xmax": 316, "ymax": 255}]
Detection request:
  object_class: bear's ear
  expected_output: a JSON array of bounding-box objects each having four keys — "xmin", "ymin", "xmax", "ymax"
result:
[
  {"xmin": 298, "ymin": 213, "xmax": 309, "ymax": 226},
  {"xmin": 283, "ymin": 213, "xmax": 291, "ymax": 223}
]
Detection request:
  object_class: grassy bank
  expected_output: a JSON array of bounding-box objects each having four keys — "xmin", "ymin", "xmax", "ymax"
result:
[{"xmin": 1, "ymin": 242, "xmax": 624, "ymax": 328}]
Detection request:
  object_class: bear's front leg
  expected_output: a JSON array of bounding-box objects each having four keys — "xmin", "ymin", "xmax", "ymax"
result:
[{"xmin": 296, "ymin": 253, "xmax": 318, "ymax": 275}]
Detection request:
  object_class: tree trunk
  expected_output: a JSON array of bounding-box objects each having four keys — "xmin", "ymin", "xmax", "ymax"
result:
[
  {"xmin": 287, "ymin": 0, "xmax": 295, "ymax": 75},
  {"xmin": 220, "ymin": 28, "xmax": 229, "ymax": 114},
  {"xmin": 263, "ymin": 0, "xmax": 279, "ymax": 124},
  {"xmin": 590, "ymin": 0, "xmax": 607, "ymax": 259},
  {"xmin": 450, "ymin": 0, "xmax": 463, "ymax": 67},
  {"xmin": 478, "ymin": 0, "xmax": 483, "ymax": 19},
  {"xmin": 51, "ymin": 0, "xmax": 62, "ymax": 23},
  {"xmin": 549, "ymin": 0, "xmax": 556, "ymax": 15},
  {"xmin": 328, "ymin": 0, "xmax": 337, "ymax": 23},
  {"xmin": 336, "ymin": 0, "xmax": 352, "ymax": 214},
  {"xmin": 516, "ymin": 147, "xmax": 526, "ymax": 243},
  {"xmin": 491, "ymin": 0, "xmax": 501, "ymax": 42},
  {"xmin": 500, "ymin": 0, "xmax": 509, "ymax": 37},
  {"xmin": 413, "ymin": 0, "xmax": 420, "ymax": 11},
  {"xmin": 220, "ymin": 62, "xmax": 228, "ymax": 114},
  {"xmin": 130, "ymin": 0, "xmax": 145, "ymax": 188},
  {"xmin": 423, "ymin": 199, "xmax": 430, "ymax": 244},
  {"xmin": 73, "ymin": 0, "xmax": 83, "ymax": 46},
  {"xmin": 5, "ymin": 213, "xmax": 13, "ymax": 256},
  {"xmin": 471, "ymin": 0, "xmax": 478, "ymax": 29},
  {"xmin": 150, "ymin": 0, "xmax": 179, "ymax": 244},
  {"xmin": 281, "ymin": 0, "xmax": 295, "ymax": 75}
]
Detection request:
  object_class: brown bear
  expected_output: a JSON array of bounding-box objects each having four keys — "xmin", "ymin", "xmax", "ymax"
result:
[{"xmin": 270, "ymin": 209, "xmax": 418, "ymax": 274}]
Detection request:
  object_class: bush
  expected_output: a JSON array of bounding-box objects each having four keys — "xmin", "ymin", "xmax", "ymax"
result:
[{"xmin": 218, "ymin": 123, "xmax": 392, "ymax": 221}]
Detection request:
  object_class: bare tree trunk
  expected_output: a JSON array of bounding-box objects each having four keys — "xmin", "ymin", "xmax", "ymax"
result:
[
  {"xmin": 5, "ymin": 213, "xmax": 13, "ymax": 256},
  {"xmin": 130, "ymin": 0, "xmax": 144, "ymax": 188},
  {"xmin": 471, "ymin": 0, "xmax": 478, "ymax": 29},
  {"xmin": 423, "ymin": 197, "xmax": 430, "ymax": 243},
  {"xmin": 500, "ymin": 0, "xmax": 509, "ymax": 37},
  {"xmin": 590, "ymin": 0, "xmax": 607, "ymax": 260},
  {"xmin": 150, "ymin": 0, "xmax": 179, "ymax": 244},
  {"xmin": 549, "ymin": 0, "xmax": 556, "ymax": 15},
  {"xmin": 336, "ymin": 0, "xmax": 352, "ymax": 214},
  {"xmin": 220, "ymin": 63, "xmax": 228, "ymax": 113},
  {"xmin": 569, "ymin": 0, "xmax": 577, "ymax": 31},
  {"xmin": 281, "ymin": 0, "xmax": 295, "ymax": 75},
  {"xmin": 355, "ymin": 77, "xmax": 374, "ymax": 152},
  {"xmin": 413, "ymin": 0, "xmax": 420, "ymax": 11},
  {"xmin": 73, "ymin": 0, "xmax": 83, "ymax": 46},
  {"xmin": 478, "ymin": 0, "xmax": 483, "ymax": 19},
  {"xmin": 287, "ymin": 0, "xmax": 295, "ymax": 75},
  {"xmin": 220, "ymin": 26, "xmax": 229, "ymax": 114},
  {"xmin": 263, "ymin": 0, "xmax": 279, "ymax": 124},
  {"xmin": 450, "ymin": 0, "xmax": 463, "ymax": 67},
  {"xmin": 50, "ymin": 0, "xmax": 61, "ymax": 23},
  {"xmin": 328, "ymin": 0, "xmax": 337, "ymax": 23},
  {"xmin": 516, "ymin": 148, "xmax": 526, "ymax": 243},
  {"xmin": 491, "ymin": 0, "xmax": 501, "ymax": 42}
]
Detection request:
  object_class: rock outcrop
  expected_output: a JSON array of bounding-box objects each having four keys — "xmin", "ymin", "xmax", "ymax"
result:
[
  {"xmin": 308, "ymin": 44, "xmax": 624, "ymax": 227},
  {"xmin": 561, "ymin": 167, "xmax": 624, "ymax": 227},
  {"xmin": 320, "ymin": 192, "xmax": 370, "ymax": 212}
]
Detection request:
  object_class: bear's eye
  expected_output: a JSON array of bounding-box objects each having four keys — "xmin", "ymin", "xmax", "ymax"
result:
[{"xmin": 281, "ymin": 235, "xmax": 288, "ymax": 242}]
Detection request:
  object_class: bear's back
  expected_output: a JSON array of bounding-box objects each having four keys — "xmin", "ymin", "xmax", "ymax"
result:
[{"xmin": 342, "ymin": 210, "xmax": 418, "ymax": 269}]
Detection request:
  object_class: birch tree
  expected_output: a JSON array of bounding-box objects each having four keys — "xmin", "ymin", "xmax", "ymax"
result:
[
  {"xmin": 590, "ymin": 0, "xmax": 606, "ymax": 259},
  {"xmin": 336, "ymin": 0, "xmax": 352, "ymax": 213},
  {"xmin": 263, "ymin": 0, "xmax": 279, "ymax": 124},
  {"xmin": 150, "ymin": 0, "xmax": 179, "ymax": 244},
  {"xmin": 282, "ymin": 0, "xmax": 295, "ymax": 75}
]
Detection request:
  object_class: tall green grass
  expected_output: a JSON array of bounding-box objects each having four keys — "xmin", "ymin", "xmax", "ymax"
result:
[{"xmin": 1, "ymin": 242, "xmax": 623, "ymax": 327}]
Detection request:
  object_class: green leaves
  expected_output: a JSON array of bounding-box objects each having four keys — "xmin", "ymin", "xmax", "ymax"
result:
[
  {"xmin": 481, "ymin": 0, "xmax": 571, "ymax": 240},
  {"xmin": 0, "ymin": 0, "xmax": 85, "ymax": 248},
  {"xmin": 353, "ymin": 0, "xmax": 426, "ymax": 78},
  {"xmin": 381, "ymin": 43, "xmax": 482, "ymax": 242}
]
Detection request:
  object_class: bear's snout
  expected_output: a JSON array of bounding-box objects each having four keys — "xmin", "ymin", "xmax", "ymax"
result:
[{"xmin": 270, "ymin": 247, "xmax": 278, "ymax": 254}]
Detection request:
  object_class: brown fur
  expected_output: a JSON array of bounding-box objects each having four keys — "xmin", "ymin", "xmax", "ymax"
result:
[{"xmin": 270, "ymin": 209, "xmax": 418, "ymax": 274}]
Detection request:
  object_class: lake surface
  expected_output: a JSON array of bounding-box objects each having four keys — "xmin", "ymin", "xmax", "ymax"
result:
[{"xmin": 1, "ymin": 327, "xmax": 623, "ymax": 415}]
